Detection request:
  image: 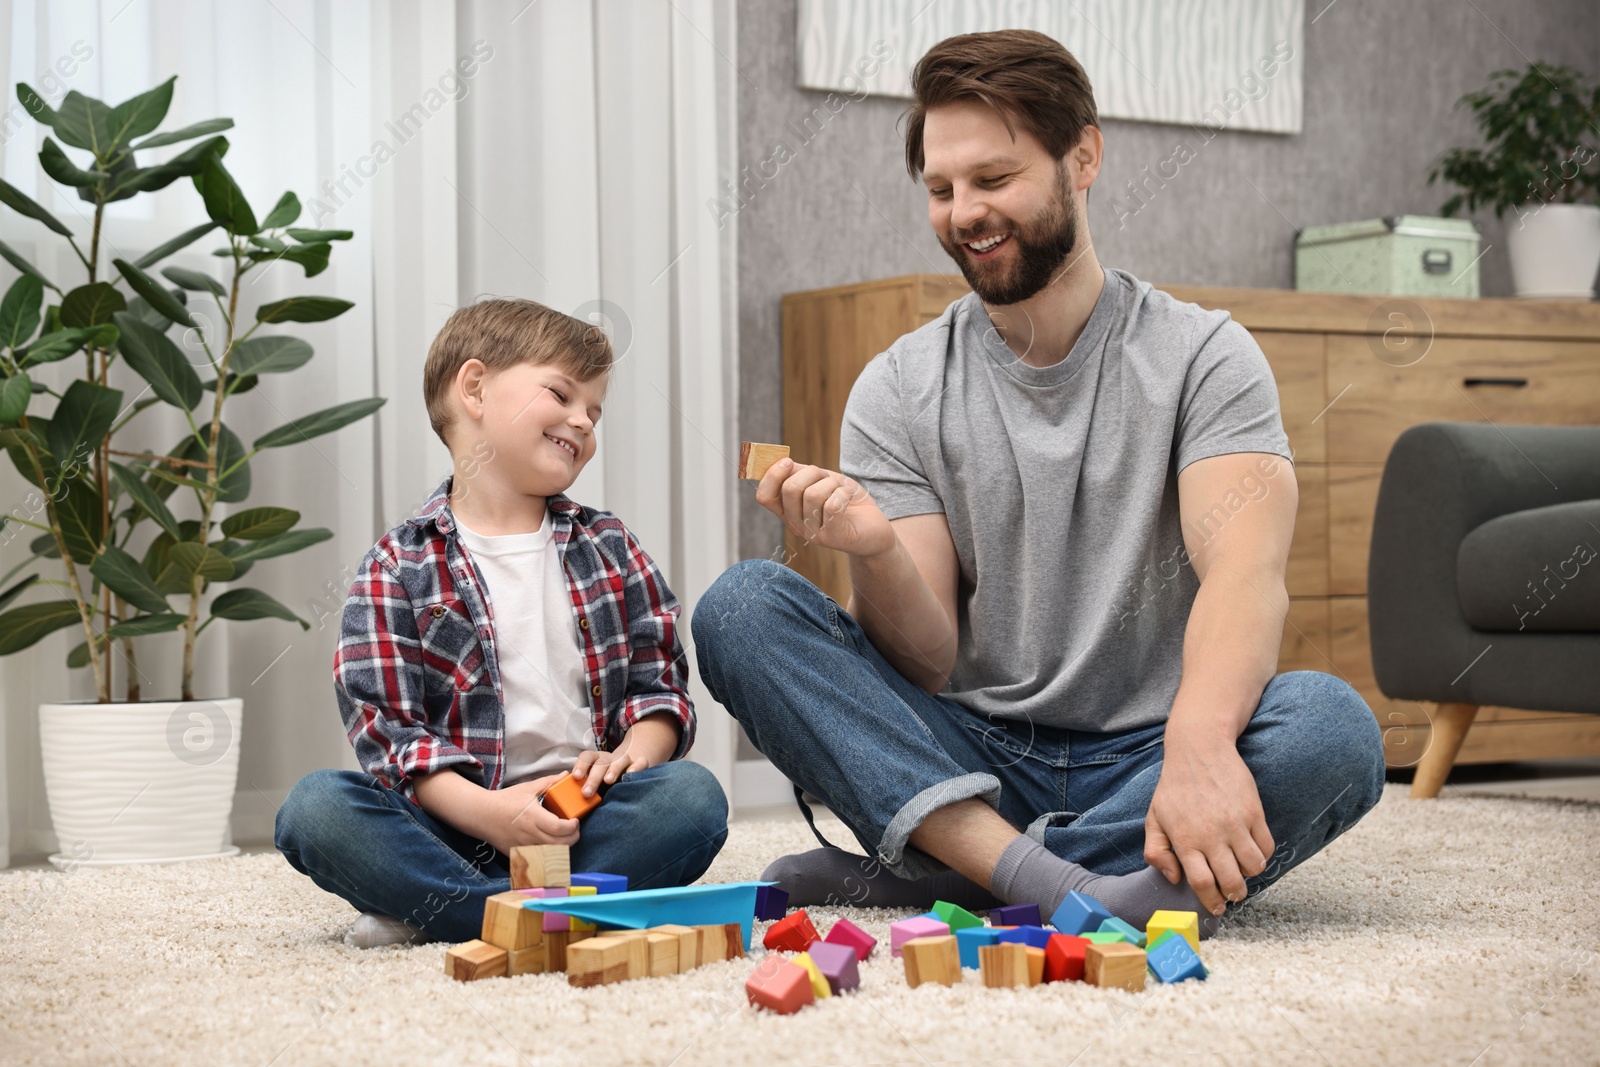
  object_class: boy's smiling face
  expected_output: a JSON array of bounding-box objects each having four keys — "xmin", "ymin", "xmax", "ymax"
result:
[{"xmin": 460, "ymin": 359, "xmax": 606, "ymax": 498}]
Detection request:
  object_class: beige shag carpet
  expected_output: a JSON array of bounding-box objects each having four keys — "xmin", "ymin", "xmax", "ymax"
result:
[{"xmin": 1, "ymin": 784, "xmax": 1597, "ymax": 1067}]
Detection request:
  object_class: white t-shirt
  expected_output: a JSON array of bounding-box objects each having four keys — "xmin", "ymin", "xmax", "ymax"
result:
[{"xmin": 455, "ymin": 508, "xmax": 595, "ymax": 784}]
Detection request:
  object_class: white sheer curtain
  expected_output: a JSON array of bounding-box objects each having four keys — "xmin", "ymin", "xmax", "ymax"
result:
[{"xmin": 0, "ymin": 0, "xmax": 738, "ymax": 866}]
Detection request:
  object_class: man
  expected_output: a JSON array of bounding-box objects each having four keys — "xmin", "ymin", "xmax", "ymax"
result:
[{"xmin": 694, "ymin": 29, "xmax": 1383, "ymax": 933}]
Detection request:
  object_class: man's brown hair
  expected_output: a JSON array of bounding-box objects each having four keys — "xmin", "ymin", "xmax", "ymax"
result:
[
  {"xmin": 423, "ymin": 298, "xmax": 613, "ymax": 444},
  {"xmin": 903, "ymin": 29, "xmax": 1099, "ymax": 181}
]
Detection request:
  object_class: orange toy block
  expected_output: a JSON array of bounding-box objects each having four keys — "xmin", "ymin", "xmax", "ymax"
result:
[
  {"xmin": 1085, "ymin": 942, "xmax": 1147, "ymax": 992},
  {"xmin": 445, "ymin": 940, "xmax": 507, "ymax": 982},
  {"xmin": 542, "ymin": 772, "xmax": 603, "ymax": 821},
  {"xmin": 746, "ymin": 956, "xmax": 814, "ymax": 1015},
  {"xmin": 979, "ymin": 942, "xmax": 1030, "ymax": 989},
  {"xmin": 902, "ymin": 935, "xmax": 961, "ymax": 988},
  {"xmin": 738, "ymin": 442, "xmax": 790, "ymax": 480},
  {"xmin": 509, "ymin": 844, "xmax": 570, "ymax": 889}
]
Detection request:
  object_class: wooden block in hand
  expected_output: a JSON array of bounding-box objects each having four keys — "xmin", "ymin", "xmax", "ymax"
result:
[
  {"xmin": 738, "ymin": 442, "xmax": 790, "ymax": 480},
  {"xmin": 653, "ymin": 924, "xmax": 700, "ymax": 972},
  {"xmin": 1085, "ymin": 942, "xmax": 1147, "ymax": 992},
  {"xmin": 509, "ymin": 845, "xmax": 570, "ymax": 890},
  {"xmin": 542, "ymin": 772, "xmax": 602, "ymax": 821},
  {"xmin": 568, "ymin": 935, "xmax": 648, "ymax": 988},
  {"xmin": 481, "ymin": 890, "xmax": 544, "ymax": 950},
  {"xmin": 901, "ymin": 935, "xmax": 961, "ymax": 988},
  {"xmin": 445, "ymin": 940, "xmax": 508, "ymax": 982},
  {"xmin": 978, "ymin": 942, "xmax": 1030, "ymax": 989}
]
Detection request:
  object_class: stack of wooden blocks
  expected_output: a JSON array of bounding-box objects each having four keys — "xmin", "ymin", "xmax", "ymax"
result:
[{"xmin": 442, "ymin": 844, "xmax": 746, "ymax": 984}]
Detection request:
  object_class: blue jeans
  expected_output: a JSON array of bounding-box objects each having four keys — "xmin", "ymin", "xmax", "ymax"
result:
[
  {"xmin": 274, "ymin": 760, "xmax": 729, "ymax": 942},
  {"xmin": 694, "ymin": 559, "xmax": 1384, "ymax": 899}
]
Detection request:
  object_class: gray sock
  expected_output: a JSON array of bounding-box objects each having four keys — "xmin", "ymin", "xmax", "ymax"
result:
[
  {"xmin": 760, "ymin": 848, "xmax": 1000, "ymax": 912},
  {"xmin": 990, "ymin": 836, "xmax": 1221, "ymax": 938}
]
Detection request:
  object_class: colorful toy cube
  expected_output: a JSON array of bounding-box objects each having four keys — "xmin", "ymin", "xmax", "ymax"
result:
[
  {"xmin": 571, "ymin": 872, "xmax": 628, "ymax": 895},
  {"xmin": 956, "ymin": 926, "xmax": 1000, "ymax": 969},
  {"xmin": 1043, "ymin": 933, "xmax": 1089, "ymax": 982},
  {"xmin": 931, "ymin": 900, "xmax": 984, "ymax": 932},
  {"xmin": 822, "ymin": 917, "xmax": 877, "ymax": 962},
  {"xmin": 763, "ymin": 909, "xmax": 820, "ymax": 953},
  {"xmin": 1145, "ymin": 910, "xmax": 1201, "ymax": 952},
  {"xmin": 805, "ymin": 939, "xmax": 860, "ymax": 994},
  {"xmin": 754, "ymin": 884, "xmax": 789, "ymax": 921},
  {"xmin": 792, "ymin": 951, "xmax": 831, "ymax": 998},
  {"xmin": 1098, "ymin": 916, "xmax": 1146, "ymax": 947},
  {"xmin": 567, "ymin": 884, "xmax": 598, "ymax": 932},
  {"xmin": 890, "ymin": 915, "xmax": 951, "ymax": 958},
  {"xmin": 746, "ymin": 957, "xmax": 814, "ymax": 1014},
  {"xmin": 988, "ymin": 902, "xmax": 1042, "ymax": 927},
  {"xmin": 1049, "ymin": 891, "xmax": 1113, "ymax": 936},
  {"xmin": 1082, "ymin": 930, "xmax": 1127, "ymax": 945},
  {"xmin": 542, "ymin": 771, "xmax": 602, "ymax": 820},
  {"xmin": 1147, "ymin": 929, "xmax": 1208, "ymax": 983}
]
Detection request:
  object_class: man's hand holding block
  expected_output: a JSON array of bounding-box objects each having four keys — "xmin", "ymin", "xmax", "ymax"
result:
[{"xmin": 738, "ymin": 442, "xmax": 790, "ymax": 480}]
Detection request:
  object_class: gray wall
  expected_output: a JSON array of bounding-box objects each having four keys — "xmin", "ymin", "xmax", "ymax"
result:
[{"xmin": 733, "ymin": 0, "xmax": 1600, "ymax": 561}]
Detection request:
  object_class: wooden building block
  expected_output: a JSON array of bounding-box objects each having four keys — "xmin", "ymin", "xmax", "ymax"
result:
[
  {"xmin": 889, "ymin": 915, "xmax": 950, "ymax": 958},
  {"xmin": 988, "ymin": 903, "xmax": 1042, "ymax": 928},
  {"xmin": 754, "ymin": 884, "xmax": 789, "ymax": 921},
  {"xmin": 1098, "ymin": 916, "xmax": 1147, "ymax": 947},
  {"xmin": 446, "ymin": 940, "xmax": 508, "ymax": 982},
  {"xmin": 542, "ymin": 772, "xmax": 603, "ymax": 821},
  {"xmin": 979, "ymin": 942, "xmax": 1030, "ymax": 989},
  {"xmin": 792, "ymin": 952, "xmax": 832, "ymax": 998},
  {"xmin": 653, "ymin": 924, "xmax": 700, "ymax": 972},
  {"xmin": 481, "ymin": 890, "xmax": 545, "ymax": 951},
  {"xmin": 763, "ymin": 910, "xmax": 820, "ymax": 953},
  {"xmin": 1085, "ymin": 942, "xmax": 1147, "ymax": 992},
  {"xmin": 1147, "ymin": 930, "xmax": 1208, "ymax": 983},
  {"xmin": 507, "ymin": 945, "xmax": 546, "ymax": 976},
  {"xmin": 745, "ymin": 957, "xmax": 814, "ymax": 1015},
  {"xmin": 902, "ymin": 935, "xmax": 961, "ymax": 988},
  {"xmin": 1145, "ymin": 910, "xmax": 1201, "ymax": 953},
  {"xmin": 822, "ymin": 917, "xmax": 877, "ymax": 962},
  {"xmin": 1049, "ymin": 891, "xmax": 1113, "ymax": 936},
  {"xmin": 931, "ymin": 900, "xmax": 983, "ymax": 932},
  {"xmin": 805, "ymin": 940, "xmax": 860, "ymax": 995},
  {"xmin": 696, "ymin": 922, "xmax": 745, "ymax": 963},
  {"xmin": 567, "ymin": 884, "xmax": 598, "ymax": 932},
  {"xmin": 1044, "ymin": 934, "xmax": 1089, "ymax": 982},
  {"xmin": 509, "ymin": 845, "xmax": 570, "ymax": 890},
  {"xmin": 568, "ymin": 935, "xmax": 649, "ymax": 988},
  {"xmin": 956, "ymin": 926, "xmax": 1000, "ymax": 969},
  {"xmin": 1025, "ymin": 946, "xmax": 1046, "ymax": 986},
  {"xmin": 571, "ymin": 872, "xmax": 628, "ymax": 894},
  {"xmin": 543, "ymin": 929, "xmax": 592, "ymax": 972},
  {"xmin": 645, "ymin": 932, "xmax": 679, "ymax": 977},
  {"xmin": 738, "ymin": 442, "xmax": 790, "ymax": 480}
]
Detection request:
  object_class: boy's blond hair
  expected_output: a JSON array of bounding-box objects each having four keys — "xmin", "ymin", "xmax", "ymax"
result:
[{"xmin": 423, "ymin": 298, "xmax": 613, "ymax": 446}]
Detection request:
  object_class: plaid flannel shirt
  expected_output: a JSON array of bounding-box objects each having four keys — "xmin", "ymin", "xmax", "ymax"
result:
[{"xmin": 333, "ymin": 476, "xmax": 695, "ymax": 800}]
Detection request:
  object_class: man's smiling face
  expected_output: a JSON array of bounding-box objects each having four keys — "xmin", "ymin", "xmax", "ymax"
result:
[{"xmin": 922, "ymin": 99, "xmax": 1081, "ymax": 307}]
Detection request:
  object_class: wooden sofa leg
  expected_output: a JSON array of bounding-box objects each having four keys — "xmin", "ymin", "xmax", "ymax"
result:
[{"xmin": 1410, "ymin": 703, "xmax": 1479, "ymax": 798}]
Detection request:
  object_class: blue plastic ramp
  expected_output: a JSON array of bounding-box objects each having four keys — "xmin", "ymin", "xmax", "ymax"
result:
[{"xmin": 520, "ymin": 881, "xmax": 771, "ymax": 950}]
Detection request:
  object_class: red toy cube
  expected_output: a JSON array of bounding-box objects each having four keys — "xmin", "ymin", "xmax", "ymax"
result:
[{"xmin": 762, "ymin": 909, "xmax": 820, "ymax": 953}]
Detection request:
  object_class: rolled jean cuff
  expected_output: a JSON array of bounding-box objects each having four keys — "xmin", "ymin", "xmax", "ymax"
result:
[{"xmin": 875, "ymin": 772, "xmax": 1003, "ymax": 879}]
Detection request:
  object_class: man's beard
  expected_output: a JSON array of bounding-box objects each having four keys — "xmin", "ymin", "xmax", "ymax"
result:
[{"xmin": 938, "ymin": 165, "xmax": 1078, "ymax": 306}]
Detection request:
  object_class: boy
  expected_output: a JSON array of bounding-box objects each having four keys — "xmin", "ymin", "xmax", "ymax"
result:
[{"xmin": 275, "ymin": 298, "xmax": 728, "ymax": 947}]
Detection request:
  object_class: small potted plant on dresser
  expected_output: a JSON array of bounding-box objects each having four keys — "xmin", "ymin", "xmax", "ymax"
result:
[
  {"xmin": 0, "ymin": 77, "xmax": 384, "ymax": 867},
  {"xmin": 1429, "ymin": 62, "xmax": 1600, "ymax": 299}
]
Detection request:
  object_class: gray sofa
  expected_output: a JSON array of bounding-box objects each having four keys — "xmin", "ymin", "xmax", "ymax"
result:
[{"xmin": 1367, "ymin": 422, "xmax": 1600, "ymax": 797}]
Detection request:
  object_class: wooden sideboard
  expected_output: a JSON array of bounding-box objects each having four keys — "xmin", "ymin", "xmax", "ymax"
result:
[{"xmin": 780, "ymin": 274, "xmax": 1600, "ymax": 767}]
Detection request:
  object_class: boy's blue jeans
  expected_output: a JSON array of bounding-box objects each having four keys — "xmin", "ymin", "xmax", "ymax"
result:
[
  {"xmin": 274, "ymin": 761, "xmax": 728, "ymax": 942},
  {"xmin": 693, "ymin": 559, "xmax": 1385, "ymax": 902}
]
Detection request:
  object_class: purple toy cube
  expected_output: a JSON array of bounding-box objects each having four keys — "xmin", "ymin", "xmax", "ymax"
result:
[
  {"xmin": 754, "ymin": 884, "xmax": 789, "ymax": 922},
  {"xmin": 989, "ymin": 903, "xmax": 1042, "ymax": 928},
  {"xmin": 571, "ymin": 872, "xmax": 628, "ymax": 894},
  {"xmin": 889, "ymin": 915, "xmax": 950, "ymax": 958},
  {"xmin": 805, "ymin": 939, "xmax": 861, "ymax": 994},
  {"xmin": 823, "ymin": 917, "xmax": 877, "ymax": 962}
]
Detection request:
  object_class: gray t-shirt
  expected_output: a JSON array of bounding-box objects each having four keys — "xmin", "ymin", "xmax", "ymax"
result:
[{"xmin": 840, "ymin": 267, "xmax": 1292, "ymax": 733}]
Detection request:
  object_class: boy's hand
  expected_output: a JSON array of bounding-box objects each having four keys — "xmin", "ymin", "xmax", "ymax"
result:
[
  {"xmin": 485, "ymin": 775, "xmax": 580, "ymax": 853},
  {"xmin": 571, "ymin": 748, "xmax": 652, "ymax": 798}
]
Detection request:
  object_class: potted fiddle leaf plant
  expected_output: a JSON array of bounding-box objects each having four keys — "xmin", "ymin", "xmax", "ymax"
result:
[
  {"xmin": 1428, "ymin": 62, "xmax": 1600, "ymax": 298},
  {"xmin": 0, "ymin": 76, "xmax": 384, "ymax": 866}
]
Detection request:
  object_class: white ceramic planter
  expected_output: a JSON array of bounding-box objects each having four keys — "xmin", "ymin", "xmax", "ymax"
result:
[
  {"xmin": 1506, "ymin": 201, "xmax": 1600, "ymax": 299},
  {"xmin": 38, "ymin": 697, "xmax": 242, "ymax": 867}
]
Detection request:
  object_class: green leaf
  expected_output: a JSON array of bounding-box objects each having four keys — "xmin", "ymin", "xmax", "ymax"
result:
[
  {"xmin": 228, "ymin": 336, "xmax": 312, "ymax": 376},
  {"xmin": 0, "ymin": 238, "xmax": 58, "ymax": 292},
  {"xmin": 144, "ymin": 463, "xmax": 213, "ymax": 495},
  {"xmin": 0, "ymin": 574, "xmax": 39, "ymax": 613},
  {"xmin": 60, "ymin": 282, "xmax": 127, "ymax": 328},
  {"xmin": 166, "ymin": 541, "xmax": 235, "ymax": 584},
  {"xmin": 89, "ymin": 544, "xmax": 171, "ymax": 615},
  {"xmin": 112, "ymin": 312, "xmax": 203, "ymax": 410},
  {"xmin": 285, "ymin": 228, "xmax": 354, "ymax": 242},
  {"xmin": 105, "ymin": 77, "xmax": 175, "ymax": 149},
  {"xmin": 279, "ymin": 242, "xmax": 331, "ymax": 277},
  {"xmin": 0, "ymin": 177, "xmax": 73, "ymax": 236},
  {"xmin": 112, "ymin": 258, "xmax": 196, "ymax": 328},
  {"xmin": 66, "ymin": 639, "xmax": 98, "ymax": 668},
  {"xmin": 193, "ymin": 153, "xmax": 257, "ymax": 235},
  {"xmin": 0, "ymin": 599, "xmax": 85, "ymax": 655},
  {"xmin": 247, "ymin": 234, "xmax": 286, "ymax": 254},
  {"xmin": 108, "ymin": 134, "xmax": 229, "ymax": 198},
  {"xmin": 261, "ymin": 191, "xmax": 302, "ymax": 230},
  {"xmin": 161, "ymin": 266, "xmax": 226, "ymax": 297},
  {"xmin": 18, "ymin": 327, "xmax": 98, "ymax": 367},
  {"xmin": 255, "ymin": 296, "xmax": 354, "ymax": 324},
  {"xmin": 0, "ymin": 373, "xmax": 31, "ymax": 424},
  {"xmin": 28, "ymin": 531, "xmax": 59, "ymax": 558},
  {"xmin": 47, "ymin": 379, "xmax": 121, "ymax": 468},
  {"xmin": 16, "ymin": 83, "xmax": 59, "ymax": 131},
  {"xmin": 123, "ymin": 292, "xmax": 188, "ymax": 334},
  {"xmin": 109, "ymin": 461, "xmax": 181, "ymax": 537},
  {"xmin": 52, "ymin": 90, "xmax": 115, "ymax": 157},
  {"xmin": 0, "ymin": 274, "xmax": 44, "ymax": 349},
  {"xmin": 39, "ymin": 138, "xmax": 106, "ymax": 187},
  {"xmin": 132, "ymin": 221, "xmax": 220, "ymax": 270},
  {"xmin": 132, "ymin": 117, "xmax": 234, "ymax": 151},
  {"xmin": 174, "ymin": 422, "xmax": 250, "ymax": 502},
  {"xmin": 220, "ymin": 506, "xmax": 300, "ymax": 540},
  {"xmin": 104, "ymin": 612, "xmax": 186, "ymax": 639},
  {"xmin": 202, "ymin": 372, "xmax": 258, "ymax": 395},
  {"xmin": 92, "ymin": 153, "xmax": 138, "ymax": 204},
  {"xmin": 254, "ymin": 397, "xmax": 384, "ymax": 449},
  {"xmin": 54, "ymin": 479, "xmax": 104, "ymax": 562},
  {"xmin": 218, "ymin": 526, "xmax": 333, "ymax": 564},
  {"xmin": 209, "ymin": 587, "xmax": 308, "ymax": 628}
]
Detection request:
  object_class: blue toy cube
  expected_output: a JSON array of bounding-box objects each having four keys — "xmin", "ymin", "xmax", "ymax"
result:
[
  {"xmin": 1147, "ymin": 929, "xmax": 1207, "ymax": 983},
  {"xmin": 956, "ymin": 926, "xmax": 1001, "ymax": 969},
  {"xmin": 571, "ymin": 872, "xmax": 629, "ymax": 894},
  {"xmin": 754, "ymin": 884, "xmax": 789, "ymax": 921},
  {"xmin": 1098, "ymin": 916, "xmax": 1146, "ymax": 947},
  {"xmin": 988, "ymin": 903, "xmax": 1042, "ymax": 927},
  {"xmin": 1050, "ymin": 891, "xmax": 1113, "ymax": 936}
]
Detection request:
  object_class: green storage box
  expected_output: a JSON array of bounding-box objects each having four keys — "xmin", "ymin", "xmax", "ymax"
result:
[{"xmin": 1295, "ymin": 215, "xmax": 1481, "ymax": 298}]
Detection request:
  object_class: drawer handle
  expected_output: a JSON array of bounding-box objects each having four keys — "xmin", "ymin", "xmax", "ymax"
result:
[{"xmin": 1462, "ymin": 376, "xmax": 1528, "ymax": 387}]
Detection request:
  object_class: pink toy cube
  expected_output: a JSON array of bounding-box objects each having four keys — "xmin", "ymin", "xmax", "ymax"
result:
[
  {"xmin": 889, "ymin": 916, "xmax": 950, "ymax": 958},
  {"xmin": 805, "ymin": 939, "xmax": 860, "ymax": 994},
  {"xmin": 519, "ymin": 886, "xmax": 572, "ymax": 932},
  {"xmin": 823, "ymin": 917, "xmax": 878, "ymax": 962}
]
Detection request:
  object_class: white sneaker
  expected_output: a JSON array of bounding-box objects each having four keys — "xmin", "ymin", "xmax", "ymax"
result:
[{"xmin": 343, "ymin": 912, "xmax": 435, "ymax": 949}]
